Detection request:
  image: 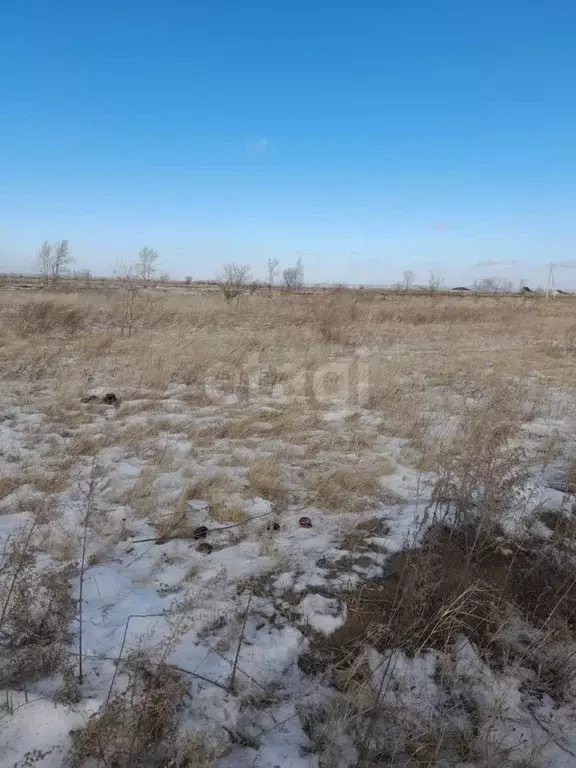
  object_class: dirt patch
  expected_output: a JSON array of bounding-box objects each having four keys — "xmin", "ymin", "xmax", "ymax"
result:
[
  {"xmin": 300, "ymin": 523, "xmax": 576, "ymax": 678},
  {"xmin": 539, "ymin": 509, "xmax": 576, "ymax": 546},
  {"xmin": 340, "ymin": 517, "xmax": 391, "ymax": 552},
  {"xmin": 0, "ymin": 476, "xmax": 21, "ymax": 501}
]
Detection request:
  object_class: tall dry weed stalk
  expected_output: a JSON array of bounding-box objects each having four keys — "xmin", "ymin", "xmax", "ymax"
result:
[{"xmin": 0, "ymin": 519, "xmax": 75, "ymax": 688}]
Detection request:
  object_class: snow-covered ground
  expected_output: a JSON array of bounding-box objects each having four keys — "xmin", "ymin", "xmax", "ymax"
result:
[{"xmin": 3, "ymin": 293, "xmax": 576, "ymax": 767}]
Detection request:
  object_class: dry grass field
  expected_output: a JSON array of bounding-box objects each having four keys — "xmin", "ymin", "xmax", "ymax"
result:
[{"xmin": 2, "ymin": 285, "xmax": 576, "ymax": 766}]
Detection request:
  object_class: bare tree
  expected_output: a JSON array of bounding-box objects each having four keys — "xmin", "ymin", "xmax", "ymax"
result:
[
  {"xmin": 136, "ymin": 246, "xmax": 160, "ymax": 283},
  {"xmin": 36, "ymin": 241, "xmax": 52, "ymax": 283},
  {"xmin": 283, "ymin": 256, "xmax": 304, "ymax": 291},
  {"xmin": 473, "ymin": 276, "xmax": 513, "ymax": 294},
  {"xmin": 282, "ymin": 267, "xmax": 298, "ymax": 290},
  {"xmin": 219, "ymin": 263, "xmax": 252, "ymax": 305},
  {"xmin": 36, "ymin": 239, "xmax": 72, "ymax": 283},
  {"xmin": 267, "ymin": 258, "xmax": 280, "ymax": 290},
  {"xmin": 295, "ymin": 256, "xmax": 304, "ymax": 287},
  {"xmin": 428, "ymin": 270, "xmax": 444, "ymax": 295},
  {"xmin": 52, "ymin": 240, "xmax": 72, "ymax": 282},
  {"xmin": 403, "ymin": 269, "xmax": 415, "ymax": 292},
  {"xmin": 113, "ymin": 260, "xmax": 141, "ymax": 336}
]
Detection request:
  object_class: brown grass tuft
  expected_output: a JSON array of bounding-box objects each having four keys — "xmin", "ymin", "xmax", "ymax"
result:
[
  {"xmin": 246, "ymin": 458, "xmax": 286, "ymax": 504},
  {"xmin": 0, "ymin": 476, "xmax": 21, "ymax": 501},
  {"xmin": 186, "ymin": 474, "xmax": 248, "ymax": 524},
  {"xmin": 13, "ymin": 299, "xmax": 89, "ymax": 336},
  {"xmin": 310, "ymin": 464, "xmax": 394, "ymax": 512},
  {"xmin": 27, "ymin": 471, "xmax": 71, "ymax": 494},
  {"xmin": 157, "ymin": 474, "xmax": 247, "ymax": 539},
  {"xmin": 67, "ymin": 654, "xmax": 190, "ymax": 768}
]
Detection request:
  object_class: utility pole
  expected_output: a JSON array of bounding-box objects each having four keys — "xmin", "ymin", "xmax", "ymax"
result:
[{"xmin": 546, "ymin": 263, "xmax": 556, "ymax": 300}]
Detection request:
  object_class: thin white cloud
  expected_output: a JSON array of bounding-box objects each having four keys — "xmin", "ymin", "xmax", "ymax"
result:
[
  {"xmin": 248, "ymin": 137, "xmax": 270, "ymax": 154},
  {"xmin": 473, "ymin": 259, "xmax": 521, "ymax": 270},
  {"xmin": 348, "ymin": 256, "xmax": 381, "ymax": 267},
  {"xmin": 430, "ymin": 221, "xmax": 456, "ymax": 232}
]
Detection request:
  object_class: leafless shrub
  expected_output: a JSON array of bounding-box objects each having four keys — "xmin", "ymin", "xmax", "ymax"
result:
[
  {"xmin": 0, "ymin": 521, "xmax": 75, "ymax": 687},
  {"xmin": 428, "ymin": 270, "xmax": 444, "ymax": 296},
  {"xmin": 310, "ymin": 297, "xmax": 346, "ymax": 343},
  {"xmin": 429, "ymin": 388, "xmax": 529, "ymax": 528},
  {"xmin": 67, "ymin": 653, "xmax": 189, "ymax": 767},
  {"xmin": 218, "ymin": 262, "xmax": 252, "ymax": 305},
  {"xmin": 303, "ymin": 295, "xmax": 361, "ymax": 343},
  {"xmin": 113, "ymin": 259, "xmax": 143, "ymax": 336}
]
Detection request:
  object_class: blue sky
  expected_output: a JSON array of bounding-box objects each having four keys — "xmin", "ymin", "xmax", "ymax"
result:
[{"xmin": 1, "ymin": 0, "xmax": 575, "ymax": 287}]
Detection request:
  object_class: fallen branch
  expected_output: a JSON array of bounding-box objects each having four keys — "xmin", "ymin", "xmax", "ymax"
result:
[
  {"xmin": 106, "ymin": 613, "xmax": 165, "ymax": 702},
  {"xmin": 230, "ymin": 595, "xmax": 252, "ymax": 692},
  {"xmin": 78, "ymin": 473, "xmax": 98, "ymax": 684},
  {"xmin": 131, "ymin": 510, "xmax": 274, "ymax": 545},
  {"xmin": 70, "ymin": 650, "xmax": 233, "ymax": 696},
  {"xmin": 528, "ymin": 709, "xmax": 576, "ymax": 759}
]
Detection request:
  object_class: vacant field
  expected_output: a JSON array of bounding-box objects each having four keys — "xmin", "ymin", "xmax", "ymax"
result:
[{"xmin": 2, "ymin": 286, "xmax": 576, "ymax": 767}]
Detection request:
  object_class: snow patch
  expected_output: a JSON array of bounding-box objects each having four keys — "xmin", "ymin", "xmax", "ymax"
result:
[{"xmin": 297, "ymin": 593, "xmax": 347, "ymax": 634}]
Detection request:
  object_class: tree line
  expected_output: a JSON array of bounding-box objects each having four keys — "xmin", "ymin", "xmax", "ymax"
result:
[
  {"xmin": 35, "ymin": 241, "xmax": 540, "ymax": 297},
  {"xmin": 36, "ymin": 243, "xmax": 168, "ymax": 285},
  {"xmin": 34, "ymin": 241, "xmax": 306, "ymax": 299}
]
